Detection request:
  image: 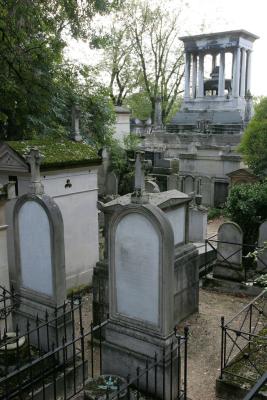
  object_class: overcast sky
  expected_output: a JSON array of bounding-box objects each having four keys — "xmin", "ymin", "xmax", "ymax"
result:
[{"xmin": 66, "ymin": 0, "xmax": 267, "ymax": 96}]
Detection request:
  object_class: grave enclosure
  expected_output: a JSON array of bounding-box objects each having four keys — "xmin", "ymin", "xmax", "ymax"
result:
[{"xmin": 98, "ymin": 153, "xmax": 199, "ymax": 399}]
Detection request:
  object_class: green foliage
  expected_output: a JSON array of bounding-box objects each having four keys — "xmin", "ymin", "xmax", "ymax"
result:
[
  {"xmin": 225, "ymin": 181, "xmax": 267, "ymax": 244},
  {"xmin": 97, "ymin": 0, "xmax": 186, "ymax": 123},
  {"xmin": 207, "ymin": 208, "xmax": 222, "ymax": 220},
  {"xmin": 254, "ymin": 274, "xmax": 267, "ymax": 287},
  {"xmin": 123, "ymin": 133, "xmax": 141, "ymax": 151},
  {"xmin": 125, "ymin": 92, "xmax": 152, "ymax": 120},
  {"xmin": 109, "ymin": 134, "xmax": 140, "ymax": 194},
  {"xmin": 239, "ymin": 97, "xmax": 267, "ymax": 175},
  {"xmin": 7, "ymin": 140, "xmax": 100, "ymax": 167},
  {"xmin": 0, "ymin": 0, "xmax": 117, "ymax": 142}
]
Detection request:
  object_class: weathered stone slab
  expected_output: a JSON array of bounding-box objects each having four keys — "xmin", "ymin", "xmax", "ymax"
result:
[
  {"xmin": 184, "ymin": 175, "xmax": 194, "ymax": 194},
  {"xmin": 106, "ymin": 171, "xmax": 118, "ymax": 195},
  {"xmin": 214, "ymin": 222, "xmax": 244, "ymax": 282},
  {"xmin": 189, "ymin": 206, "xmax": 207, "ymax": 242},
  {"xmin": 257, "ymin": 220, "xmax": 267, "ymax": 273}
]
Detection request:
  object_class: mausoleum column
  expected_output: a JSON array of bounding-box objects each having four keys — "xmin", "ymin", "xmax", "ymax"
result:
[
  {"xmin": 240, "ymin": 48, "xmax": 247, "ymax": 97},
  {"xmin": 192, "ymin": 54, "xmax": 197, "ymax": 98},
  {"xmin": 212, "ymin": 54, "xmax": 217, "ymax": 71},
  {"xmin": 246, "ymin": 50, "xmax": 252, "ymax": 94},
  {"xmin": 218, "ymin": 51, "xmax": 225, "ymax": 97},
  {"xmin": 184, "ymin": 52, "xmax": 191, "ymax": 99},
  {"xmin": 232, "ymin": 47, "xmax": 241, "ymax": 97},
  {"xmin": 197, "ymin": 53, "xmax": 204, "ymax": 98}
]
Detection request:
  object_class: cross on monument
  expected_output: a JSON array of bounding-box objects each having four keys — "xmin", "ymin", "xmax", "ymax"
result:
[
  {"xmin": 71, "ymin": 104, "xmax": 83, "ymax": 142},
  {"xmin": 26, "ymin": 148, "xmax": 44, "ymax": 195},
  {"xmin": 131, "ymin": 151, "xmax": 151, "ymax": 204}
]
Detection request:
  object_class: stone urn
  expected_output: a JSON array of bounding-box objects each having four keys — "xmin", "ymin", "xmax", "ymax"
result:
[
  {"xmin": 84, "ymin": 375, "xmax": 127, "ymax": 400},
  {"xmin": 0, "ymin": 332, "xmax": 27, "ymax": 366}
]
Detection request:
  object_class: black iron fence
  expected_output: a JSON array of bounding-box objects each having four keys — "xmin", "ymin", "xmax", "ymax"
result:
[
  {"xmin": 243, "ymin": 371, "xmax": 267, "ymax": 399},
  {"xmin": 203, "ymin": 235, "xmax": 267, "ymax": 282},
  {"xmin": 0, "ymin": 286, "xmax": 189, "ymax": 400},
  {"xmin": 220, "ymin": 290, "xmax": 267, "ymax": 390}
]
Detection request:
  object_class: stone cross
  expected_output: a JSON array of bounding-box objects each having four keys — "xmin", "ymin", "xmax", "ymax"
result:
[
  {"xmin": 71, "ymin": 104, "xmax": 82, "ymax": 142},
  {"xmin": 153, "ymin": 96, "xmax": 163, "ymax": 130},
  {"xmin": 131, "ymin": 151, "xmax": 151, "ymax": 204},
  {"xmin": 134, "ymin": 152, "xmax": 145, "ymax": 192},
  {"xmin": 26, "ymin": 148, "xmax": 44, "ymax": 195}
]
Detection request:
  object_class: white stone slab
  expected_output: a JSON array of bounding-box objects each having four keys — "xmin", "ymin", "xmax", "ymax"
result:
[
  {"xmin": 115, "ymin": 213, "xmax": 159, "ymax": 325},
  {"xmin": 18, "ymin": 201, "xmax": 53, "ymax": 296},
  {"xmin": 165, "ymin": 206, "xmax": 185, "ymax": 245},
  {"xmin": 217, "ymin": 222, "xmax": 242, "ymax": 266}
]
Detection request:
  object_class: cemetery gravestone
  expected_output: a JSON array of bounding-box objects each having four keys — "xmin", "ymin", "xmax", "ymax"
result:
[
  {"xmin": 189, "ymin": 206, "xmax": 207, "ymax": 242},
  {"xmin": 257, "ymin": 220, "xmax": 267, "ymax": 273},
  {"xmin": 101, "ymin": 154, "xmax": 199, "ymax": 400},
  {"xmin": 213, "ymin": 222, "xmax": 244, "ymax": 281},
  {"xmin": 184, "ymin": 175, "xmax": 194, "ymax": 194},
  {"xmin": 103, "ymin": 202, "xmax": 176, "ymax": 399},
  {"xmin": 200, "ymin": 176, "xmax": 211, "ymax": 206},
  {"xmin": 106, "ymin": 171, "xmax": 118, "ymax": 196},
  {"xmin": 12, "ymin": 149, "xmax": 67, "ymax": 350},
  {"xmin": 167, "ymin": 174, "xmax": 178, "ymax": 190},
  {"xmin": 145, "ymin": 179, "xmax": 160, "ymax": 193}
]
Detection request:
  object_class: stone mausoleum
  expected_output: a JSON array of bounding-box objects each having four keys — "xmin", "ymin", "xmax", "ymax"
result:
[{"xmin": 142, "ymin": 30, "xmax": 259, "ymax": 206}]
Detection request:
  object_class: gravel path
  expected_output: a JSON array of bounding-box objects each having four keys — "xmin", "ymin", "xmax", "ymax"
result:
[
  {"xmin": 178, "ymin": 289, "xmax": 252, "ymax": 400},
  {"xmin": 78, "ymin": 218, "xmax": 257, "ymax": 400}
]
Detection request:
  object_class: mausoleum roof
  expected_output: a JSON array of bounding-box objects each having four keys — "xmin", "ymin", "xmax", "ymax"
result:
[
  {"xmin": 179, "ymin": 30, "xmax": 259, "ymax": 43},
  {"xmin": 171, "ymin": 110, "xmax": 243, "ymax": 125},
  {"xmin": 103, "ymin": 189, "xmax": 190, "ymax": 210},
  {"xmin": 5, "ymin": 140, "xmax": 101, "ymax": 169}
]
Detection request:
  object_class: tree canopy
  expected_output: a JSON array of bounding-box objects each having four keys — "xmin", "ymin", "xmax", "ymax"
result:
[
  {"xmin": 97, "ymin": 0, "xmax": 187, "ymax": 124},
  {"xmin": 0, "ymin": 0, "xmax": 118, "ymax": 142},
  {"xmin": 239, "ymin": 97, "xmax": 267, "ymax": 175},
  {"xmin": 225, "ymin": 181, "xmax": 267, "ymax": 244}
]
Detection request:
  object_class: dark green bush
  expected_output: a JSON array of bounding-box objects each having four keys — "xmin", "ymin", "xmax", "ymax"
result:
[
  {"xmin": 208, "ymin": 208, "xmax": 222, "ymax": 220},
  {"xmin": 225, "ymin": 181, "xmax": 267, "ymax": 244}
]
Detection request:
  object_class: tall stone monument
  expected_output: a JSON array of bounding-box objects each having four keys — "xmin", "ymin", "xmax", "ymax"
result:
[
  {"xmin": 102, "ymin": 153, "xmax": 198, "ymax": 399},
  {"xmin": 12, "ymin": 149, "xmax": 67, "ymax": 349}
]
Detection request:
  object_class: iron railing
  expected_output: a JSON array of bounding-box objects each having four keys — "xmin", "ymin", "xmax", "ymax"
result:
[
  {"xmin": 243, "ymin": 371, "xmax": 267, "ymax": 399},
  {"xmin": 220, "ymin": 290, "xmax": 267, "ymax": 390},
  {"xmin": 204, "ymin": 236, "xmax": 267, "ymax": 282},
  {"xmin": 0, "ymin": 285, "xmax": 189, "ymax": 400}
]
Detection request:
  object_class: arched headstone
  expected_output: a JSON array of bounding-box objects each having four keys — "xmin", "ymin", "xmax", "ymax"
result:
[
  {"xmin": 200, "ymin": 176, "xmax": 211, "ymax": 206},
  {"xmin": 214, "ymin": 221, "xmax": 244, "ymax": 281},
  {"xmin": 184, "ymin": 175, "xmax": 194, "ymax": 194},
  {"xmin": 14, "ymin": 194, "xmax": 65, "ymax": 304},
  {"xmin": 145, "ymin": 179, "xmax": 160, "ymax": 193},
  {"xmin": 257, "ymin": 220, "xmax": 267, "ymax": 273},
  {"xmin": 103, "ymin": 203, "xmax": 176, "ymax": 398},
  {"xmin": 13, "ymin": 193, "xmax": 67, "ymax": 351}
]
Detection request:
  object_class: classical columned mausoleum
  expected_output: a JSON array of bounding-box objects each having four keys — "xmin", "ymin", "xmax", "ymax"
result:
[
  {"xmin": 182, "ymin": 30, "xmax": 257, "ymax": 100},
  {"xmin": 142, "ymin": 30, "xmax": 259, "ymax": 206}
]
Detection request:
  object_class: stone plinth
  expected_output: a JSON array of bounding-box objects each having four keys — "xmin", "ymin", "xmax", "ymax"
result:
[{"xmin": 189, "ymin": 206, "xmax": 207, "ymax": 242}]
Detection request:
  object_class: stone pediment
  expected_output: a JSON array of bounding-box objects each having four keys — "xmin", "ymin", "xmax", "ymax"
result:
[{"xmin": 0, "ymin": 144, "xmax": 28, "ymax": 173}]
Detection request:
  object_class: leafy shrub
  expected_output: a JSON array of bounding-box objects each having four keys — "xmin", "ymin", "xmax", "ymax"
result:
[
  {"xmin": 208, "ymin": 208, "xmax": 222, "ymax": 220},
  {"xmin": 109, "ymin": 134, "xmax": 141, "ymax": 195},
  {"xmin": 225, "ymin": 181, "xmax": 267, "ymax": 244}
]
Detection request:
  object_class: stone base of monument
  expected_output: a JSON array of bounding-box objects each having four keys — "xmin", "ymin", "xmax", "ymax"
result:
[
  {"xmin": 216, "ymin": 376, "xmax": 267, "ymax": 400},
  {"xmin": 102, "ymin": 321, "xmax": 178, "ymax": 400},
  {"xmin": 213, "ymin": 262, "xmax": 245, "ymax": 282},
  {"xmin": 202, "ymin": 273, "xmax": 264, "ymax": 297},
  {"xmin": 92, "ymin": 260, "xmax": 109, "ymax": 329},
  {"xmin": 28, "ymin": 357, "xmax": 87, "ymax": 400},
  {"xmin": 174, "ymin": 243, "xmax": 199, "ymax": 324},
  {"xmin": 13, "ymin": 297, "xmax": 73, "ymax": 360}
]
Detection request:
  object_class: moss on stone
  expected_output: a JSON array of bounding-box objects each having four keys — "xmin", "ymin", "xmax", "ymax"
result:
[
  {"xmin": 223, "ymin": 325, "xmax": 267, "ymax": 391},
  {"xmin": 7, "ymin": 140, "xmax": 101, "ymax": 169}
]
